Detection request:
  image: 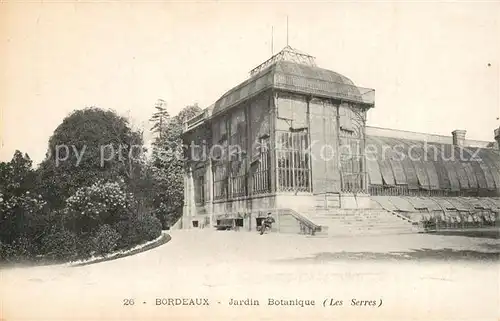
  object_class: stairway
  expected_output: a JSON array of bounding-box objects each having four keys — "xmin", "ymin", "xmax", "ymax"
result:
[
  {"xmin": 314, "ymin": 193, "xmax": 340, "ymax": 210},
  {"xmin": 305, "ymin": 208, "xmax": 417, "ymax": 236}
]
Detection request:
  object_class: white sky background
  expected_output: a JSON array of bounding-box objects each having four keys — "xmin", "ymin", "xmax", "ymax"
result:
[{"xmin": 1, "ymin": 1, "xmax": 499, "ymax": 164}]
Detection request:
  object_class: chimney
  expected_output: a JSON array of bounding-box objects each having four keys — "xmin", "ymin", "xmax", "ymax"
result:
[
  {"xmin": 452, "ymin": 129, "xmax": 466, "ymax": 146},
  {"xmin": 495, "ymin": 127, "xmax": 500, "ymax": 150}
]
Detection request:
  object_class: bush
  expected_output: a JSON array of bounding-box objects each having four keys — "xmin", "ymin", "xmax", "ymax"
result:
[
  {"xmin": 41, "ymin": 228, "xmax": 77, "ymax": 261},
  {"xmin": 0, "ymin": 241, "xmax": 16, "ymax": 262},
  {"xmin": 75, "ymin": 235, "xmax": 95, "ymax": 260},
  {"xmin": 0, "ymin": 191, "xmax": 47, "ymax": 244},
  {"xmin": 65, "ymin": 181, "xmax": 134, "ymax": 233},
  {"xmin": 0, "ymin": 237, "xmax": 40, "ymax": 262},
  {"xmin": 92, "ymin": 225, "xmax": 121, "ymax": 257},
  {"xmin": 136, "ymin": 215, "xmax": 162, "ymax": 242},
  {"xmin": 114, "ymin": 215, "xmax": 162, "ymax": 250}
]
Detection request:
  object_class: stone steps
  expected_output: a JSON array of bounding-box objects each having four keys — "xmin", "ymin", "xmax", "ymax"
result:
[{"xmin": 305, "ymin": 208, "xmax": 415, "ymax": 236}]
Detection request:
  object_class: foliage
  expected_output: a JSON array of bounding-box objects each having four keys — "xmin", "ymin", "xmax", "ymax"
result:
[
  {"xmin": 37, "ymin": 107, "xmax": 144, "ymax": 209},
  {"xmin": 135, "ymin": 215, "xmax": 162, "ymax": 242},
  {"xmin": 113, "ymin": 214, "xmax": 162, "ymax": 250},
  {"xmin": 149, "ymin": 103, "xmax": 202, "ymax": 226},
  {"xmin": 40, "ymin": 228, "xmax": 77, "ymax": 261},
  {"xmin": 0, "ymin": 241, "xmax": 16, "ymax": 261},
  {"xmin": 149, "ymin": 99, "xmax": 170, "ymax": 140},
  {"xmin": 1, "ymin": 102, "xmax": 190, "ymax": 263},
  {"xmin": 92, "ymin": 224, "xmax": 121, "ymax": 257},
  {"xmin": 0, "ymin": 237, "xmax": 34, "ymax": 262},
  {"xmin": 64, "ymin": 181, "xmax": 133, "ymax": 233},
  {"xmin": 0, "ymin": 151, "xmax": 47, "ymax": 255}
]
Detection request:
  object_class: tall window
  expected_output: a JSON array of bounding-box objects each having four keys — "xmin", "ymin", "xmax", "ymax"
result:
[
  {"xmin": 193, "ymin": 168, "xmax": 205, "ymax": 205},
  {"xmin": 251, "ymin": 136, "xmax": 270, "ymax": 194},
  {"xmin": 213, "ymin": 162, "xmax": 227, "ymax": 200},
  {"xmin": 228, "ymin": 108, "xmax": 247, "ymax": 198},
  {"xmin": 212, "ymin": 117, "xmax": 228, "ymax": 200},
  {"xmin": 339, "ymin": 104, "xmax": 365, "ymax": 192},
  {"xmin": 276, "ymin": 94, "xmax": 310, "ymax": 193},
  {"xmin": 229, "ymin": 155, "xmax": 247, "ymax": 197},
  {"xmin": 277, "ymin": 130, "xmax": 311, "ymax": 192},
  {"xmin": 212, "ymin": 108, "xmax": 248, "ymax": 200}
]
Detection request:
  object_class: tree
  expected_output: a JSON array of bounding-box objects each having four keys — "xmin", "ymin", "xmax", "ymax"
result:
[
  {"xmin": 37, "ymin": 107, "xmax": 144, "ymax": 209},
  {"xmin": 149, "ymin": 99, "xmax": 170, "ymax": 141},
  {"xmin": 149, "ymin": 103, "xmax": 202, "ymax": 227},
  {"xmin": 0, "ymin": 151, "xmax": 46, "ymax": 257}
]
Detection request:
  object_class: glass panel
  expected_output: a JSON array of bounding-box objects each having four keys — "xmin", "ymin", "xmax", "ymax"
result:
[{"xmin": 276, "ymin": 131, "xmax": 311, "ymax": 192}]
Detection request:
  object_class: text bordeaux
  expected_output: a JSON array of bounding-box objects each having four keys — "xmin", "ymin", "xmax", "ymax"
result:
[{"xmin": 155, "ymin": 298, "xmax": 210, "ymax": 306}]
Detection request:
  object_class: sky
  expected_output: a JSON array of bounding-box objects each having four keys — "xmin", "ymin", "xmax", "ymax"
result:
[{"xmin": 1, "ymin": 1, "xmax": 499, "ymax": 165}]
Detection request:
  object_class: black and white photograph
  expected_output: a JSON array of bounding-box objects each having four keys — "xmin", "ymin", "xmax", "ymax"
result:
[{"xmin": 1, "ymin": 1, "xmax": 499, "ymax": 320}]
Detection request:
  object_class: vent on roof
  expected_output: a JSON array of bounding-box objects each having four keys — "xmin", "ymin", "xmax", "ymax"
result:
[{"xmin": 249, "ymin": 46, "xmax": 317, "ymax": 77}]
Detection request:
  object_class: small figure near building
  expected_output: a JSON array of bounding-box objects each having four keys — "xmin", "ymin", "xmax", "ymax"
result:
[{"xmin": 260, "ymin": 212, "xmax": 276, "ymax": 235}]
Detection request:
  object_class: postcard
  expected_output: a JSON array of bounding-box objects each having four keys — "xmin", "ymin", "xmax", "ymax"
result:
[{"xmin": 1, "ymin": 2, "xmax": 499, "ymax": 320}]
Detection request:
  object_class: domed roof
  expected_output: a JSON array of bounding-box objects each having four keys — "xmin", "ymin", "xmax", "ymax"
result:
[{"xmin": 210, "ymin": 47, "xmax": 375, "ymax": 117}]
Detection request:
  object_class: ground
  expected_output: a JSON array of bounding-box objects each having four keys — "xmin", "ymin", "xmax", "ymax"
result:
[{"xmin": 1, "ymin": 230, "xmax": 499, "ymax": 321}]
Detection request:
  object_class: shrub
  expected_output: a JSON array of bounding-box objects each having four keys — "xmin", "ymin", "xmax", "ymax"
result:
[
  {"xmin": 92, "ymin": 225, "xmax": 121, "ymax": 257},
  {"xmin": 113, "ymin": 215, "xmax": 162, "ymax": 250},
  {"xmin": 65, "ymin": 181, "xmax": 135, "ymax": 234},
  {"xmin": 75, "ymin": 234, "xmax": 95, "ymax": 260},
  {"xmin": 12, "ymin": 237, "xmax": 35, "ymax": 258},
  {"xmin": 0, "ymin": 241, "xmax": 16, "ymax": 262},
  {"xmin": 41, "ymin": 228, "xmax": 77, "ymax": 261},
  {"xmin": 136, "ymin": 215, "xmax": 162, "ymax": 242},
  {"xmin": 0, "ymin": 191, "xmax": 47, "ymax": 244}
]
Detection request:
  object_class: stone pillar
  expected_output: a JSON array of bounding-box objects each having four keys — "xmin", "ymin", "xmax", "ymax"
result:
[
  {"xmin": 452, "ymin": 129, "xmax": 466, "ymax": 146},
  {"xmin": 495, "ymin": 127, "xmax": 500, "ymax": 150},
  {"xmin": 182, "ymin": 167, "xmax": 189, "ymax": 229},
  {"xmin": 188, "ymin": 168, "xmax": 195, "ymax": 217},
  {"xmin": 183, "ymin": 165, "xmax": 194, "ymax": 229},
  {"xmin": 360, "ymin": 109, "xmax": 368, "ymax": 192},
  {"xmin": 206, "ymin": 158, "xmax": 214, "ymax": 226},
  {"xmin": 306, "ymin": 96, "xmax": 313, "ymax": 193},
  {"xmin": 270, "ymin": 91, "xmax": 277, "ymax": 193}
]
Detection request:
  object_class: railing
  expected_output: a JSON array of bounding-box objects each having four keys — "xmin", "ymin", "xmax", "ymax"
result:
[
  {"xmin": 276, "ymin": 208, "xmax": 322, "ymax": 235},
  {"xmin": 274, "ymin": 74, "xmax": 375, "ymax": 106},
  {"xmin": 368, "ymin": 185, "xmax": 476, "ymax": 197},
  {"xmin": 418, "ymin": 210, "xmax": 498, "ymax": 232},
  {"xmin": 184, "ymin": 110, "xmax": 208, "ymax": 132},
  {"xmin": 249, "ymin": 46, "xmax": 317, "ymax": 77},
  {"xmin": 382, "ymin": 208, "xmax": 415, "ymax": 224},
  {"xmin": 340, "ymin": 172, "xmax": 367, "ymax": 193}
]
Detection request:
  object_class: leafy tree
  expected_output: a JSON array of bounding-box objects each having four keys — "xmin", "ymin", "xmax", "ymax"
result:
[
  {"xmin": 0, "ymin": 152, "xmax": 41, "ymax": 241},
  {"xmin": 0, "ymin": 151, "xmax": 47, "ymax": 259},
  {"xmin": 37, "ymin": 107, "xmax": 144, "ymax": 209},
  {"xmin": 149, "ymin": 103, "xmax": 202, "ymax": 227}
]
